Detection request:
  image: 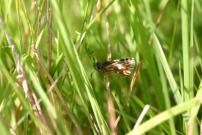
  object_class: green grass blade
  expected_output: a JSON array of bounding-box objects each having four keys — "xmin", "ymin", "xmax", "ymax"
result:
[
  {"xmin": 49, "ymin": 0, "xmax": 110, "ymax": 134},
  {"xmin": 127, "ymin": 95, "xmax": 202, "ymax": 135},
  {"xmin": 152, "ymin": 34, "xmax": 182, "ymax": 104}
]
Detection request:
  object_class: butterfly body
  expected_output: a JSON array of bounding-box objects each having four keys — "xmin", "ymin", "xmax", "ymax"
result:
[{"xmin": 94, "ymin": 58, "xmax": 135, "ymax": 76}]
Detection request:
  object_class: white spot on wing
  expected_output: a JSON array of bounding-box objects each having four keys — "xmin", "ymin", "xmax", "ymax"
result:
[{"xmin": 112, "ymin": 63, "xmax": 125, "ymax": 69}]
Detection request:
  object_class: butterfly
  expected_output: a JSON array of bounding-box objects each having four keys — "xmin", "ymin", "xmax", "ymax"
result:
[{"xmin": 94, "ymin": 58, "xmax": 135, "ymax": 76}]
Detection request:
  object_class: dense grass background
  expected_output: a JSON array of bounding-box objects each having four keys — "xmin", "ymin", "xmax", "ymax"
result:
[{"xmin": 0, "ymin": 0, "xmax": 202, "ymax": 134}]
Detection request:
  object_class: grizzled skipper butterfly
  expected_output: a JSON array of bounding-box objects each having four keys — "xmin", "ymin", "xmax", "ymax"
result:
[{"xmin": 94, "ymin": 58, "xmax": 135, "ymax": 76}]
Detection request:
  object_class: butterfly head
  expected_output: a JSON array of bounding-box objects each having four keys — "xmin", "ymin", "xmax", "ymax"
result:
[{"xmin": 93, "ymin": 62, "xmax": 103, "ymax": 70}]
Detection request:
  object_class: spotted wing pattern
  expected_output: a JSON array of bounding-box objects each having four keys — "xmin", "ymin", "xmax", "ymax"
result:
[{"xmin": 94, "ymin": 58, "xmax": 135, "ymax": 75}]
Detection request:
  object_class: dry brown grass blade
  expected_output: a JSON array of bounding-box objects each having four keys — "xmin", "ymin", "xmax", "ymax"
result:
[
  {"xmin": 115, "ymin": 61, "xmax": 143, "ymax": 128},
  {"xmin": 96, "ymin": 0, "xmax": 103, "ymax": 23},
  {"xmin": 32, "ymin": 48, "xmax": 83, "ymax": 135},
  {"xmin": 105, "ymin": 8, "xmax": 117, "ymax": 134},
  {"xmin": 0, "ymin": 17, "xmax": 51, "ymax": 133}
]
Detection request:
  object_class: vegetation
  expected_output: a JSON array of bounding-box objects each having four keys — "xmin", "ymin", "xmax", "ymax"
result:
[{"xmin": 0, "ymin": 0, "xmax": 202, "ymax": 134}]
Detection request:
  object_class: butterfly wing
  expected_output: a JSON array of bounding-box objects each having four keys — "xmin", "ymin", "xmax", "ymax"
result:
[{"xmin": 97, "ymin": 58, "xmax": 135, "ymax": 75}]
